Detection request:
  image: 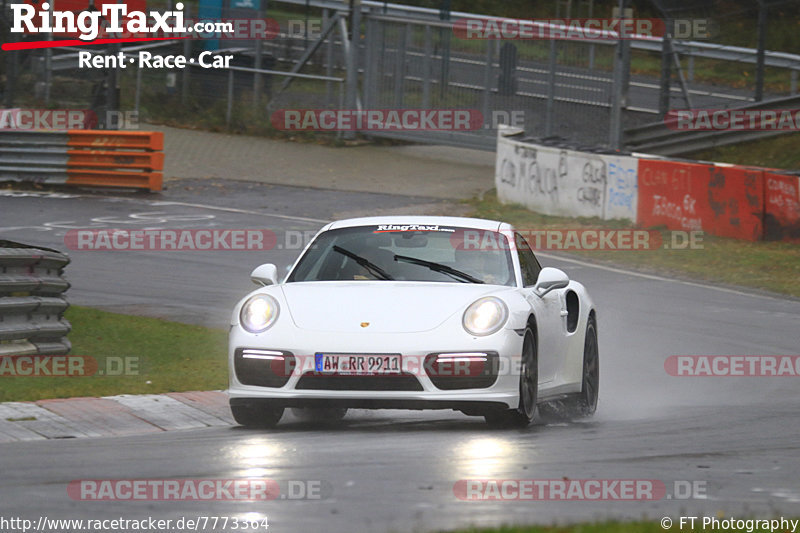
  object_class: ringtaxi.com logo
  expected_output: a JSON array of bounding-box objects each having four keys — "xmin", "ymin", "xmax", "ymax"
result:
[
  {"xmin": 453, "ymin": 479, "xmax": 706, "ymax": 500},
  {"xmin": 0, "ymin": 355, "xmax": 140, "ymax": 377}
]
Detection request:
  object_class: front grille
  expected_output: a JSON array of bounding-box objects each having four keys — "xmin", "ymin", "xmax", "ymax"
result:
[
  {"xmin": 234, "ymin": 348, "xmax": 295, "ymax": 388},
  {"xmin": 295, "ymin": 373, "xmax": 424, "ymax": 391}
]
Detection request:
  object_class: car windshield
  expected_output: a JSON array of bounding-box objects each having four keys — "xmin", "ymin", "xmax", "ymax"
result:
[{"xmin": 287, "ymin": 225, "xmax": 516, "ymax": 286}]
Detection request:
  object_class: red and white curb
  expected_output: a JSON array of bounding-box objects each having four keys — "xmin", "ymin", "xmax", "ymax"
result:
[{"xmin": 0, "ymin": 391, "xmax": 233, "ymax": 442}]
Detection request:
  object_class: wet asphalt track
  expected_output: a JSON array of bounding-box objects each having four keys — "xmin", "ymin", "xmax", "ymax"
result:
[{"xmin": 1, "ymin": 183, "xmax": 799, "ymax": 532}]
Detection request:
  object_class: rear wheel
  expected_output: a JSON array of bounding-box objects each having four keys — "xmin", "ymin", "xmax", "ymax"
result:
[
  {"xmin": 485, "ymin": 327, "xmax": 537, "ymax": 428},
  {"xmin": 562, "ymin": 315, "xmax": 599, "ymax": 418},
  {"xmin": 231, "ymin": 402, "xmax": 284, "ymax": 428}
]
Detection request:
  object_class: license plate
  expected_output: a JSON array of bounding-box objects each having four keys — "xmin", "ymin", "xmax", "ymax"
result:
[{"xmin": 314, "ymin": 353, "xmax": 402, "ymax": 375}]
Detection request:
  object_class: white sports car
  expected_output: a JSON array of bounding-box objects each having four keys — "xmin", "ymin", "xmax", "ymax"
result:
[{"xmin": 228, "ymin": 216, "xmax": 598, "ymax": 428}]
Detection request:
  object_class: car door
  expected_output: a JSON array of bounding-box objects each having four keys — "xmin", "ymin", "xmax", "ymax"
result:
[{"xmin": 515, "ymin": 232, "xmax": 567, "ymax": 385}]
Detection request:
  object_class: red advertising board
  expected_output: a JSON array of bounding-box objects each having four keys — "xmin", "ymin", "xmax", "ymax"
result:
[
  {"xmin": 637, "ymin": 159, "xmax": 764, "ymax": 241},
  {"xmin": 763, "ymin": 172, "xmax": 800, "ymax": 242}
]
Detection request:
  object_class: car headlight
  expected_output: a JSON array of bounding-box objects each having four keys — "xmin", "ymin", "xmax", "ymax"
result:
[
  {"xmin": 462, "ymin": 296, "xmax": 508, "ymax": 336},
  {"xmin": 240, "ymin": 294, "xmax": 280, "ymax": 333}
]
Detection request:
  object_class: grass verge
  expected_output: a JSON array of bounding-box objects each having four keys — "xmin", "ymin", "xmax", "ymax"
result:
[
  {"xmin": 0, "ymin": 306, "xmax": 228, "ymax": 403},
  {"xmin": 468, "ymin": 191, "xmax": 800, "ymax": 298},
  {"xmin": 688, "ymin": 134, "xmax": 800, "ymax": 171},
  {"xmin": 448, "ymin": 520, "xmax": 796, "ymax": 533}
]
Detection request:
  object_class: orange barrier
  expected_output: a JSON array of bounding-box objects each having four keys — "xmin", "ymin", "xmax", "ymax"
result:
[
  {"xmin": 1, "ymin": 130, "xmax": 163, "ymax": 192},
  {"xmin": 67, "ymin": 131, "xmax": 164, "ymax": 151},
  {"xmin": 764, "ymin": 172, "xmax": 800, "ymax": 242},
  {"xmin": 66, "ymin": 150, "xmax": 164, "ymax": 171},
  {"xmin": 64, "ymin": 130, "xmax": 163, "ymax": 191},
  {"xmin": 637, "ymin": 159, "xmax": 764, "ymax": 241}
]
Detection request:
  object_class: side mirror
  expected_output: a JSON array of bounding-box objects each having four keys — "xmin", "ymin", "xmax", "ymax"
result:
[
  {"xmin": 251, "ymin": 263, "xmax": 279, "ymax": 286},
  {"xmin": 533, "ymin": 267, "xmax": 569, "ymax": 297}
]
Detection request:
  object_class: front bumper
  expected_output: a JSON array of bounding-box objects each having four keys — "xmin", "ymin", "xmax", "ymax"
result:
[{"xmin": 228, "ymin": 326, "xmax": 524, "ymax": 411}]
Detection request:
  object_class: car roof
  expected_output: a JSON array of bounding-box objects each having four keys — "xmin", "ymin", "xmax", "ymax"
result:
[{"xmin": 324, "ymin": 216, "xmax": 509, "ymax": 232}]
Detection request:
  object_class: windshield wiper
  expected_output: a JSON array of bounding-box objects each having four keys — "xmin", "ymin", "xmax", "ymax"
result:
[
  {"xmin": 393, "ymin": 254, "xmax": 484, "ymax": 284},
  {"xmin": 333, "ymin": 245, "xmax": 394, "ymax": 280}
]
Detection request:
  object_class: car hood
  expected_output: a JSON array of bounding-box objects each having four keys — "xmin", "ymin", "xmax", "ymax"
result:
[{"xmin": 280, "ymin": 282, "xmax": 505, "ymax": 333}]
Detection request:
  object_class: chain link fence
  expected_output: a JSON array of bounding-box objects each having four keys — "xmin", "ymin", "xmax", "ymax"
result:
[{"xmin": 2, "ymin": 0, "xmax": 799, "ymax": 150}]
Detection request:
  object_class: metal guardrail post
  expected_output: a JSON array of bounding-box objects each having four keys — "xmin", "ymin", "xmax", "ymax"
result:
[
  {"xmin": 4, "ymin": 26, "xmax": 18, "ymax": 108},
  {"xmin": 343, "ymin": 0, "xmax": 361, "ymax": 139},
  {"xmin": 226, "ymin": 69, "xmax": 234, "ymax": 127},
  {"xmin": 362, "ymin": 12, "xmax": 375, "ymax": 110},
  {"xmin": 608, "ymin": 0, "xmax": 627, "ymax": 149},
  {"xmin": 253, "ymin": 0, "xmax": 265, "ymax": 109},
  {"xmin": 659, "ymin": 27, "xmax": 673, "ymax": 116},
  {"xmin": 393, "ymin": 24, "xmax": 407, "ymax": 108},
  {"xmin": 44, "ymin": 1, "xmax": 53, "ymax": 106},
  {"xmin": 755, "ymin": 0, "xmax": 767, "ymax": 102},
  {"xmin": 422, "ymin": 24, "xmax": 432, "ymax": 110},
  {"xmin": 481, "ymin": 40, "xmax": 493, "ymax": 130},
  {"xmin": 545, "ymin": 40, "xmax": 557, "ymax": 138},
  {"xmin": 181, "ymin": 20, "xmax": 192, "ymax": 104},
  {"xmin": 324, "ymin": 8, "xmax": 334, "ymax": 108},
  {"xmin": 135, "ymin": 62, "xmax": 143, "ymax": 116}
]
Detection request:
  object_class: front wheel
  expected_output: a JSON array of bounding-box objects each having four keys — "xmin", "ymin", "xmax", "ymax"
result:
[
  {"xmin": 485, "ymin": 327, "xmax": 537, "ymax": 428},
  {"xmin": 562, "ymin": 315, "xmax": 599, "ymax": 418},
  {"xmin": 231, "ymin": 402, "xmax": 284, "ymax": 428}
]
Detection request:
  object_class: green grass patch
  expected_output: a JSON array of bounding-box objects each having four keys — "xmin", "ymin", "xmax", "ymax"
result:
[
  {"xmin": 688, "ymin": 133, "xmax": 800, "ymax": 171},
  {"xmin": 0, "ymin": 306, "xmax": 228, "ymax": 403},
  {"xmin": 469, "ymin": 191, "xmax": 800, "ymax": 298},
  {"xmin": 447, "ymin": 519, "xmax": 796, "ymax": 533}
]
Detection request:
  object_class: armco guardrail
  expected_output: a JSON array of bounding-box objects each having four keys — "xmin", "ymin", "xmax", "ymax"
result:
[
  {"xmin": 623, "ymin": 95, "xmax": 800, "ymax": 156},
  {"xmin": 496, "ymin": 126, "xmax": 800, "ymax": 243},
  {"xmin": 0, "ymin": 130, "xmax": 164, "ymax": 192},
  {"xmin": 0, "ymin": 241, "xmax": 71, "ymax": 357}
]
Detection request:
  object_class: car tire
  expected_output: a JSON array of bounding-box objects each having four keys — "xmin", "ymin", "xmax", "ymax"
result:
[
  {"xmin": 484, "ymin": 327, "xmax": 537, "ymax": 428},
  {"xmin": 231, "ymin": 403, "xmax": 284, "ymax": 428},
  {"xmin": 291, "ymin": 407, "xmax": 348, "ymax": 423},
  {"xmin": 560, "ymin": 315, "xmax": 599, "ymax": 418}
]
